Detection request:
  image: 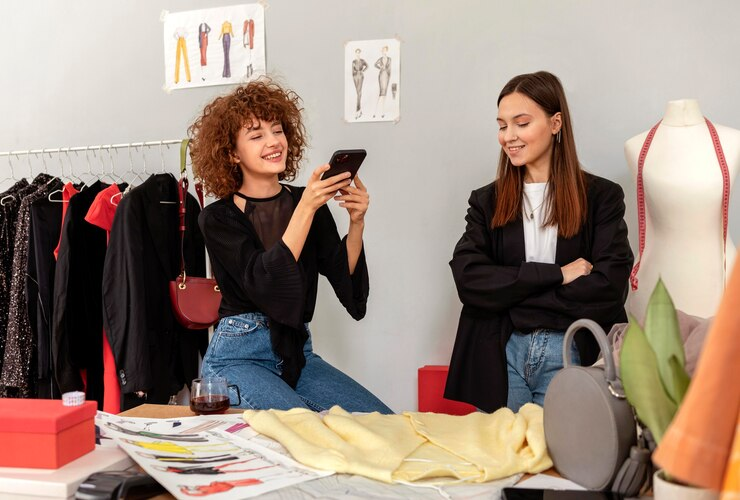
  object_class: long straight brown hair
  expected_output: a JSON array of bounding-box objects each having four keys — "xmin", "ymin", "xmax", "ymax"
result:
[{"xmin": 492, "ymin": 71, "xmax": 586, "ymax": 238}]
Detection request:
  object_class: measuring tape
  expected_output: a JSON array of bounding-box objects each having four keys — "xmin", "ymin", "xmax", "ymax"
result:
[{"xmin": 629, "ymin": 118, "xmax": 730, "ymax": 291}]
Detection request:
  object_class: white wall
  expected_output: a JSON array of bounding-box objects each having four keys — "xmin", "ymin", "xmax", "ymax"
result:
[{"xmin": 2, "ymin": 0, "xmax": 739, "ymax": 412}]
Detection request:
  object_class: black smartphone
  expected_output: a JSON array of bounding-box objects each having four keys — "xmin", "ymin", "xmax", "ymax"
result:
[
  {"xmin": 323, "ymin": 149, "xmax": 366, "ymax": 181},
  {"xmin": 76, "ymin": 470, "xmax": 166, "ymax": 499},
  {"xmin": 502, "ymin": 488, "xmax": 625, "ymax": 500}
]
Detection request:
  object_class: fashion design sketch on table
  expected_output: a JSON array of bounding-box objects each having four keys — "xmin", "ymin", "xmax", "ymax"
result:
[
  {"xmin": 198, "ymin": 22, "xmax": 211, "ymax": 81},
  {"xmin": 162, "ymin": 5, "xmax": 265, "ymax": 91},
  {"xmin": 344, "ymin": 38, "xmax": 400, "ymax": 123},
  {"xmin": 97, "ymin": 411, "xmax": 330, "ymax": 499}
]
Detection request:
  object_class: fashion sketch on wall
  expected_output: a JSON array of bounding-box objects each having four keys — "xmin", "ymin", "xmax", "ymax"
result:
[
  {"xmin": 162, "ymin": 4, "xmax": 265, "ymax": 91},
  {"xmin": 344, "ymin": 38, "xmax": 401, "ymax": 123}
]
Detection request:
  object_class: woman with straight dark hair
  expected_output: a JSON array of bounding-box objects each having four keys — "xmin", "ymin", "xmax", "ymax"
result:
[{"xmin": 444, "ymin": 71, "xmax": 633, "ymax": 413}]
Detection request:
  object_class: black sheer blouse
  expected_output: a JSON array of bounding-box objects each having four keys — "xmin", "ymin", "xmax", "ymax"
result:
[{"xmin": 198, "ymin": 185, "xmax": 369, "ymax": 330}]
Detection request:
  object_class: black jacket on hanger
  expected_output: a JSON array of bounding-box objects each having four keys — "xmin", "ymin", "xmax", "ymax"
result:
[
  {"xmin": 52, "ymin": 181, "xmax": 108, "ymax": 406},
  {"xmin": 29, "ymin": 194, "xmax": 64, "ymax": 398},
  {"xmin": 102, "ymin": 174, "xmax": 207, "ymax": 407}
]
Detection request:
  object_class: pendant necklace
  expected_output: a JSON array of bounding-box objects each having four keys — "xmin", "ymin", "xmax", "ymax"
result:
[{"xmin": 522, "ymin": 190, "xmax": 545, "ymax": 220}]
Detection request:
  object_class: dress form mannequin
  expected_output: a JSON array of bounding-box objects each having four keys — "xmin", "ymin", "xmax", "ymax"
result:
[{"xmin": 625, "ymin": 99, "xmax": 739, "ymax": 321}]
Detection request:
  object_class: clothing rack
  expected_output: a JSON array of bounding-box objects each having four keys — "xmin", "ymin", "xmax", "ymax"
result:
[
  {"xmin": 0, "ymin": 139, "xmax": 184, "ymax": 158},
  {"xmin": 0, "ymin": 139, "xmax": 189, "ymax": 184}
]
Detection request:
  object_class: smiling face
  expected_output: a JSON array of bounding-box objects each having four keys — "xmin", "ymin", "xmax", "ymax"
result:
[
  {"xmin": 232, "ymin": 119, "xmax": 288, "ymax": 182},
  {"xmin": 497, "ymin": 91, "xmax": 561, "ymax": 176}
]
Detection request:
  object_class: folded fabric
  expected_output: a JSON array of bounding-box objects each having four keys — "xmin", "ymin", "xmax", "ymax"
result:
[
  {"xmin": 608, "ymin": 309, "xmax": 712, "ymax": 376},
  {"xmin": 242, "ymin": 403, "xmax": 552, "ymax": 484}
]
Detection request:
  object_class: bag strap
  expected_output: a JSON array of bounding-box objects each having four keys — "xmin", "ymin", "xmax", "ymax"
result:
[
  {"xmin": 177, "ymin": 173, "xmax": 188, "ymax": 278},
  {"xmin": 562, "ymin": 319, "xmax": 625, "ymax": 398},
  {"xmin": 177, "ymin": 139, "xmax": 190, "ymax": 279},
  {"xmin": 177, "ymin": 138, "xmax": 208, "ymax": 281}
]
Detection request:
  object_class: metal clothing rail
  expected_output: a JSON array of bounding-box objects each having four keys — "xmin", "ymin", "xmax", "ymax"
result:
[{"xmin": 0, "ymin": 139, "xmax": 184, "ymax": 158}]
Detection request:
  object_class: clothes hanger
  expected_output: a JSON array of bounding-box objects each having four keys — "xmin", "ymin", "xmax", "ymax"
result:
[
  {"xmin": 98, "ymin": 146, "xmax": 119, "ymax": 185},
  {"xmin": 0, "ymin": 154, "xmax": 19, "ymax": 206},
  {"xmin": 40, "ymin": 150, "xmax": 60, "ymax": 188},
  {"xmin": 47, "ymin": 150, "xmax": 80, "ymax": 201},
  {"xmin": 112, "ymin": 145, "xmax": 146, "ymax": 205},
  {"xmin": 125, "ymin": 144, "xmax": 147, "ymax": 186},
  {"xmin": 80, "ymin": 147, "xmax": 98, "ymax": 186},
  {"xmin": 65, "ymin": 148, "xmax": 86, "ymax": 189}
]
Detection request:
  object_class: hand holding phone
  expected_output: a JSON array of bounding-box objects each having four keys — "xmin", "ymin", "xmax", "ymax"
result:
[{"xmin": 322, "ymin": 149, "xmax": 366, "ymax": 181}]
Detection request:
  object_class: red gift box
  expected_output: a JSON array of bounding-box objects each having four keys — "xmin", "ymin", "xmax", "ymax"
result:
[
  {"xmin": 418, "ymin": 365, "xmax": 477, "ymax": 415},
  {"xmin": 0, "ymin": 399, "xmax": 97, "ymax": 469}
]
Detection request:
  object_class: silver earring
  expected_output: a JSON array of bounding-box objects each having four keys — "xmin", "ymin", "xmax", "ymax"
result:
[{"xmin": 556, "ymin": 130, "xmax": 561, "ymax": 143}]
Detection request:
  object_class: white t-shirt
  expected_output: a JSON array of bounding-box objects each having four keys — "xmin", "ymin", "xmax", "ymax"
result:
[{"xmin": 522, "ymin": 182, "xmax": 557, "ymax": 264}]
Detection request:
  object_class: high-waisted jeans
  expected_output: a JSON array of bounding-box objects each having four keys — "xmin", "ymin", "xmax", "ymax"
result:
[
  {"xmin": 505, "ymin": 329, "xmax": 581, "ymax": 412},
  {"xmin": 201, "ymin": 312, "xmax": 392, "ymax": 414}
]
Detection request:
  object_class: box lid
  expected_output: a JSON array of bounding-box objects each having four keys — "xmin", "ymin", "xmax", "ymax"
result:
[{"xmin": 0, "ymin": 400, "xmax": 96, "ymax": 433}]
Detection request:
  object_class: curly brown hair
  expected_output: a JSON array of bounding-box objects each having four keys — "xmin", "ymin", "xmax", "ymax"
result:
[{"xmin": 188, "ymin": 78, "xmax": 308, "ymax": 199}]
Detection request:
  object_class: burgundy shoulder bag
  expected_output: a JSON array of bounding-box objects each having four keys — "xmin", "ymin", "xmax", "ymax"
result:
[{"xmin": 169, "ymin": 139, "xmax": 221, "ymax": 329}]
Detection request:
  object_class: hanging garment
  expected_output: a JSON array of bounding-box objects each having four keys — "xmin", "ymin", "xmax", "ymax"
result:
[
  {"xmin": 84, "ymin": 183, "xmax": 125, "ymax": 413},
  {"xmin": 102, "ymin": 174, "xmax": 207, "ymax": 408},
  {"xmin": 0, "ymin": 178, "xmax": 31, "ymax": 372},
  {"xmin": 28, "ymin": 189, "xmax": 67, "ymax": 398},
  {"xmin": 53, "ymin": 182, "xmax": 80, "ymax": 260},
  {"xmin": 52, "ymin": 181, "xmax": 109, "ymax": 407},
  {"xmin": 1, "ymin": 175, "xmax": 62, "ymax": 397}
]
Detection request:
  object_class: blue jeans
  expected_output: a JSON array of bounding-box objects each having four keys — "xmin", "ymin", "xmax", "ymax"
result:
[
  {"xmin": 201, "ymin": 312, "xmax": 392, "ymax": 414},
  {"xmin": 505, "ymin": 329, "xmax": 580, "ymax": 413}
]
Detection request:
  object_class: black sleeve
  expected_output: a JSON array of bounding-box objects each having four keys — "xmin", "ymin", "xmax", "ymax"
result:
[
  {"xmin": 200, "ymin": 208, "xmax": 306, "ymax": 329},
  {"xmin": 449, "ymin": 189, "xmax": 563, "ymax": 313},
  {"xmin": 314, "ymin": 204, "xmax": 368, "ymax": 320},
  {"xmin": 510, "ymin": 182, "xmax": 633, "ymax": 327}
]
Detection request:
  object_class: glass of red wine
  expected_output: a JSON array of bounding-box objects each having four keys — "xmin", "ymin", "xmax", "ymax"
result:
[{"xmin": 190, "ymin": 377, "xmax": 236, "ymax": 415}]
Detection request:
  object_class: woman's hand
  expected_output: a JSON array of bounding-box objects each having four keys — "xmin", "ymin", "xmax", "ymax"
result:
[
  {"xmin": 298, "ymin": 164, "xmax": 352, "ymax": 213},
  {"xmin": 561, "ymin": 258, "xmax": 593, "ymax": 285},
  {"xmin": 335, "ymin": 175, "xmax": 369, "ymax": 225}
]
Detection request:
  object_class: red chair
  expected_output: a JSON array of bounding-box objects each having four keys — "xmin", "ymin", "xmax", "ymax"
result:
[{"xmin": 418, "ymin": 365, "xmax": 477, "ymax": 415}]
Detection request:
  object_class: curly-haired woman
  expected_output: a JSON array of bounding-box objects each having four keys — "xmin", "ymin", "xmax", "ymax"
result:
[{"xmin": 189, "ymin": 79, "xmax": 391, "ymax": 413}]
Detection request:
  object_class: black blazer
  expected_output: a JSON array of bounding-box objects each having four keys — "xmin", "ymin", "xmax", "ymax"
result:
[
  {"xmin": 102, "ymin": 174, "xmax": 207, "ymax": 404},
  {"xmin": 52, "ymin": 181, "xmax": 108, "ymax": 403},
  {"xmin": 444, "ymin": 173, "xmax": 633, "ymax": 412}
]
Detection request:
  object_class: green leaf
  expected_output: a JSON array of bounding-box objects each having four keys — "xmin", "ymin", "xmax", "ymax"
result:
[
  {"xmin": 620, "ymin": 315, "xmax": 678, "ymax": 443},
  {"xmin": 666, "ymin": 354, "xmax": 690, "ymax": 404},
  {"xmin": 644, "ymin": 279, "xmax": 687, "ymax": 405}
]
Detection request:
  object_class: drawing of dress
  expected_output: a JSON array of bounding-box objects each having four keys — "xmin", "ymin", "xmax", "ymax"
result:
[
  {"xmin": 373, "ymin": 48, "xmax": 391, "ymax": 118},
  {"xmin": 174, "ymin": 27, "xmax": 191, "ymax": 84},
  {"xmin": 162, "ymin": 458, "xmax": 275, "ymax": 475},
  {"xmin": 123, "ymin": 439, "xmax": 240, "ymax": 455},
  {"xmin": 198, "ymin": 23, "xmax": 211, "ymax": 67},
  {"xmin": 375, "ymin": 55, "xmax": 391, "ymax": 97},
  {"xmin": 180, "ymin": 478, "xmax": 263, "ymax": 496},
  {"xmin": 243, "ymin": 19, "xmax": 255, "ymax": 78},
  {"xmin": 352, "ymin": 53, "xmax": 368, "ymax": 117},
  {"xmin": 219, "ymin": 21, "xmax": 234, "ymax": 78}
]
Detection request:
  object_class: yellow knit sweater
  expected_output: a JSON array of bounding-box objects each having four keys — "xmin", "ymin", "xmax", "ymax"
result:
[{"xmin": 242, "ymin": 403, "xmax": 552, "ymax": 484}]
